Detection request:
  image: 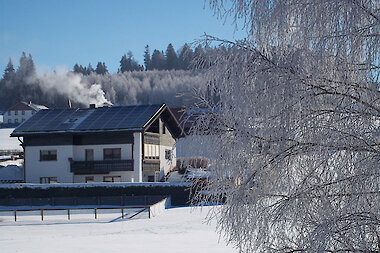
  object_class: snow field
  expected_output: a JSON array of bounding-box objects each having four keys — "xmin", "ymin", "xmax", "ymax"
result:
[
  {"xmin": 0, "ymin": 206, "xmax": 237, "ymax": 253},
  {"xmin": 0, "ymin": 207, "xmax": 148, "ymax": 223},
  {"xmin": 0, "ymin": 128, "xmax": 22, "ymax": 151}
]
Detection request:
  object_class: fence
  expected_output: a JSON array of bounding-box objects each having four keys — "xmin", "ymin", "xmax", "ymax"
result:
[
  {"xmin": 0, "ymin": 195, "xmax": 165, "ymax": 207},
  {"xmin": 0, "ymin": 196, "xmax": 170, "ymax": 222}
]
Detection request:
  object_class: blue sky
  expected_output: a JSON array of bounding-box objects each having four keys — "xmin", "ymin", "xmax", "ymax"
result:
[{"xmin": 0, "ymin": 0, "xmax": 246, "ymax": 73}]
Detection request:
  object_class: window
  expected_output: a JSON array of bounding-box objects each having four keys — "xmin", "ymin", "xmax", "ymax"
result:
[
  {"xmin": 85, "ymin": 176, "xmax": 94, "ymax": 183},
  {"xmin": 22, "ymin": 118, "xmax": 25, "ymax": 122},
  {"xmin": 15, "ymin": 119, "xmax": 18, "ymax": 123},
  {"xmin": 22, "ymin": 110, "xmax": 25, "ymax": 115},
  {"xmin": 103, "ymin": 148, "xmax": 121, "ymax": 160},
  {"xmin": 103, "ymin": 176, "xmax": 121, "ymax": 182},
  {"xmin": 15, "ymin": 110, "xmax": 18, "ymax": 115},
  {"xmin": 7, "ymin": 111, "xmax": 10, "ymax": 116},
  {"xmin": 8, "ymin": 119, "xmax": 11, "ymax": 123},
  {"xmin": 40, "ymin": 177, "xmax": 57, "ymax": 184},
  {"xmin": 40, "ymin": 150, "xmax": 57, "ymax": 161},
  {"xmin": 85, "ymin": 149, "xmax": 94, "ymax": 161},
  {"xmin": 144, "ymin": 144, "xmax": 159, "ymax": 160},
  {"xmin": 165, "ymin": 149, "xmax": 172, "ymax": 160}
]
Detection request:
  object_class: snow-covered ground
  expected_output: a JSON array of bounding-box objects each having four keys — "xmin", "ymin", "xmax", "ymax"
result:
[
  {"xmin": 0, "ymin": 128, "xmax": 22, "ymax": 151},
  {"xmin": 0, "ymin": 206, "xmax": 236, "ymax": 253}
]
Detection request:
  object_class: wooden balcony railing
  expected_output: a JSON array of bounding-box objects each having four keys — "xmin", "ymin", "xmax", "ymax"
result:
[{"xmin": 70, "ymin": 160, "xmax": 133, "ymax": 174}]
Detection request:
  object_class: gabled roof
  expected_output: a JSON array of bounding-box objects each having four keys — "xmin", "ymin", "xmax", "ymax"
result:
[
  {"xmin": 11, "ymin": 104, "xmax": 184, "ymax": 138},
  {"xmin": 4, "ymin": 101, "xmax": 48, "ymax": 112}
]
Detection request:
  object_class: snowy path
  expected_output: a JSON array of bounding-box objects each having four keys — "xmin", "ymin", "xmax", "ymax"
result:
[{"xmin": 0, "ymin": 206, "xmax": 237, "ymax": 253}]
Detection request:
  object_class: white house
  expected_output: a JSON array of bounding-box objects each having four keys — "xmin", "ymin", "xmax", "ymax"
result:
[
  {"xmin": 3, "ymin": 101, "xmax": 48, "ymax": 125},
  {"xmin": 11, "ymin": 104, "xmax": 183, "ymax": 183}
]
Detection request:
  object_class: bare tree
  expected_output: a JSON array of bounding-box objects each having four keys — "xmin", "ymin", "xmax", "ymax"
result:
[{"xmin": 189, "ymin": 0, "xmax": 379, "ymax": 252}]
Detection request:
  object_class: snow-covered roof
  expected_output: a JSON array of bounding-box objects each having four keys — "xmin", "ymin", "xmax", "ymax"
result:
[{"xmin": 4, "ymin": 101, "xmax": 48, "ymax": 113}]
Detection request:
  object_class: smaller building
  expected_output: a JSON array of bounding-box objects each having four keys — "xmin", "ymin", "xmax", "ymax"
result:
[{"xmin": 3, "ymin": 101, "xmax": 48, "ymax": 126}]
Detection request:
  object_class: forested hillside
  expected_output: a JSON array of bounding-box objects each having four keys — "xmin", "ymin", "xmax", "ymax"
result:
[{"xmin": 0, "ymin": 43, "xmax": 220, "ymax": 110}]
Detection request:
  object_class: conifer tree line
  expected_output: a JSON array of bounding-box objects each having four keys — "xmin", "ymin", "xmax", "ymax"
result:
[
  {"xmin": 0, "ymin": 49, "xmax": 212, "ymax": 111},
  {"xmin": 72, "ymin": 43, "xmax": 210, "ymax": 75}
]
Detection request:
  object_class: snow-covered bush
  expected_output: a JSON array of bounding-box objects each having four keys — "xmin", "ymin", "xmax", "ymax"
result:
[{"xmin": 190, "ymin": 0, "xmax": 379, "ymax": 252}]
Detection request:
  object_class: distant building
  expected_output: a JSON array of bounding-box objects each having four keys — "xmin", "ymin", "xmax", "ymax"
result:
[
  {"xmin": 11, "ymin": 104, "xmax": 183, "ymax": 184},
  {"xmin": 3, "ymin": 101, "xmax": 48, "ymax": 126}
]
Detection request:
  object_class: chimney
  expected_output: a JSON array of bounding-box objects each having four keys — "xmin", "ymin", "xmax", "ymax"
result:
[
  {"xmin": 68, "ymin": 99, "xmax": 72, "ymax": 108},
  {"xmin": 89, "ymin": 104, "xmax": 97, "ymax": 109}
]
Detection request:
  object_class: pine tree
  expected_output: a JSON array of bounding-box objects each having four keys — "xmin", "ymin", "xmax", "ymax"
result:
[
  {"xmin": 3, "ymin": 58, "xmax": 15, "ymax": 81},
  {"xmin": 102, "ymin": 62, "xmax": 108, "ymax": 74},
  {"xmin": 120, "ymin": 54, "xmax": 128, "ymax": 73},
  {"xmin": 151, "ymin": 50, "xmax": 166, "ymax": 70},
  {"xmin": 95, "ymin": 62, "xmax": 108, "ymax": 75},
  {"xmin": 73, "ymin": 64, "xmax": 81, "ymax": 73},
  {"xmin": 120, "ymin": 52, "xmax": 140, "ymax": 72},
  {"xmin": 143, "ymin": 45, "xmax": 151, "ymax": 70},
  {"xmin": 165, "ymin": 43, "xmax": 178, "ymax": 70},
  {"xmin": 87, "ymin": 63, "xmax": 94, "ymax": 75},
  {"xmin": 178, "ymin": 43, "xmax": 194, "ymax": 70},
  {"xmin": 17, "ymin": 52, "xmax": 36, "ymax": 78}
]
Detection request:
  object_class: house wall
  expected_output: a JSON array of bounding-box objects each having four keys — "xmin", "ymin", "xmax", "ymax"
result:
[
  {"xmin": 73, "ymin": 171, "xmax": 134, "ymax": 183},
  {"xmin": 25, "ymin": 145, "xmax": 73, "ymax": 183},
  {"xmin": 159, "ymin": 118, "xmax": 176, "ymax": 179},
  {"xmin": 72, "ymin": 144, "xmax": 134, "ymax": 183},
  {"xmin": 72, "ymin": 144, "xmax": 132, "ymax": 161},
  {"xmin": 4, "ymin": 110, "xmax": 34, "ymax": 124},
  {"xmin": 160, "ymin": 144, "xmax": 176, "ymax": 178}
]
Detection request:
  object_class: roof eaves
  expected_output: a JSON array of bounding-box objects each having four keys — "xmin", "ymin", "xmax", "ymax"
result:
[
  {"xmin": 142, "ymin": 104, "xmax": 167, "ymax": 129},
  {"xmin": 10, "ymin": 127, "xmax": 145, "ymax": 137}
]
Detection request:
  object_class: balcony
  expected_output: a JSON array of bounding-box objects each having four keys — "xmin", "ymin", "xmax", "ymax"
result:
[
  {"xmin": 70, "ymin": 160, "xmax": 133, "ymax": 174},
  {"xmin": 143, "ymin": 159, "xmax": 160, "ymax": 171}
]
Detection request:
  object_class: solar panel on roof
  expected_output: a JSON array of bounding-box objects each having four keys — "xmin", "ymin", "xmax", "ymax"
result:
[{"xmin": 12, "ymin": 104, "xmax": 164, "ymax": 135}]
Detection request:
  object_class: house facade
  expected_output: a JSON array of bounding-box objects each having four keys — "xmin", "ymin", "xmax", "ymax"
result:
[
  {"xmin": 11, "ymin": 104, "xmax": 183, "ymax": 183},
  {"xmin": 3, "ymin": 101, "xmax": 48, "ymax": 125}
]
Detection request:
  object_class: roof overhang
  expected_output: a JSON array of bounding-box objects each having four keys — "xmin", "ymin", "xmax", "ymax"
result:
[{"xmin": 143, "ymin": 104, "xmax": 185, "ymax": 139}]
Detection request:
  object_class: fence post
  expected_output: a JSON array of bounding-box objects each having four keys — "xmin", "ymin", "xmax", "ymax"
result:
[
  {"xmin": 94, "ymin": 208, "xmax": 97, "ymax": 219},
  {"xmin": 68, "ymin": 209, "xmax": 70, "ymax": 220},
  {"xmin": 41, "ymin": 209, "xmax": 44, "ymax": 221},
  {"xmin": 14, "ymin": 210, "xmax": 17, "ymax": 222},
  {"xmin": 121, "ymin": 208, "xmax": 124, "ymax": 219},
  {"xmin": 148, "ymin": 206, "xmax": 151, "ymax": 219}
]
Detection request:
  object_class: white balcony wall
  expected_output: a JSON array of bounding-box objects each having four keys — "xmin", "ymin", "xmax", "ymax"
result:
[{"xmin": 72, "ymin": 144, "xmax": 132, "ymax": 161}]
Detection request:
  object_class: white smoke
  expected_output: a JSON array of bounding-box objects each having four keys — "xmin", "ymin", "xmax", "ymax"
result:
[
  {"xmin": 33, "ymin": 69, "xmax": 206, "ymax": 107},
  {"xmin": 37, "ymin": 69, "xmax": 111, "ymax": 106}
]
